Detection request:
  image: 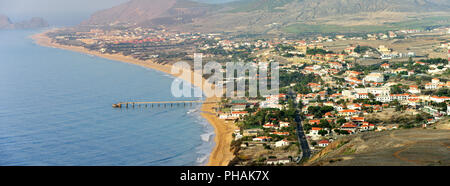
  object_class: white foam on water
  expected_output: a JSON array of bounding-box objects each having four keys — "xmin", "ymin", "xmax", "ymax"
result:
[{"xmin": 189, "ymin": 103, "xmax": 216, "ymax": 166}]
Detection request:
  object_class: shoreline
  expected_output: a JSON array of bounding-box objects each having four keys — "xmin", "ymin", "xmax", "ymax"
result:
[{"xmin": 30, "ymin": 29, "xmax": 235, "ymax": 166}]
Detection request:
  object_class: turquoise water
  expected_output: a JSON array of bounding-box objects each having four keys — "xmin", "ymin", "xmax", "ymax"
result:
[{"xmin": 0, "ymin": 29, "xmax": 214, "ymax": 166}]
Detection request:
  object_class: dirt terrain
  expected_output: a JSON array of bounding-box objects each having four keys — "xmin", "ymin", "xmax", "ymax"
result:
[
  {"xmin": 324, "ymin": 33, "xmax": 449, "ymax": 61},
  {"xmin": 306, "ymin": 128, "xmax": 450, "ymax": 166}
]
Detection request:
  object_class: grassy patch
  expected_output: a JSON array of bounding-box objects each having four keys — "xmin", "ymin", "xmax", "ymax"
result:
[{"xmin": 342, "ymin": 148, "xmax": 356, "ymax": 155}]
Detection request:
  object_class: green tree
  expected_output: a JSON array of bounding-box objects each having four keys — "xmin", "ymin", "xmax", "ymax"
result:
[{"xmin": 318, "ymin": 130, "xmax": 328, "ymax": 136}]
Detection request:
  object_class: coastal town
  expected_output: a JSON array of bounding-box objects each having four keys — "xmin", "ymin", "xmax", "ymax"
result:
[{"xmin": 43, "ymin": 25, "xmax": 450, "ymax": 166}]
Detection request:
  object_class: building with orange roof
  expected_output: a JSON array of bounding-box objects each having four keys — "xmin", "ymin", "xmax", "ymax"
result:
[
  {"xmin": 338, "ymin": 109, "xmax": 360, "ymax": 117},
  {"xmin": 318, "ymin": 140, "xmax": 330, "ymax": 147},
  {"xmin": 309, "ymin": 119, "xmax": 321, "ymax": 125}
]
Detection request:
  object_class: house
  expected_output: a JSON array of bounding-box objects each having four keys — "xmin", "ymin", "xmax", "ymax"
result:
[
  {"xmin": 231, "ymin": 111, "xmax": 248, "ymax": 117},
  {"xmin": 391, "ymin": 93, "xmax": 410, "ymax": 101},
  {"xmin": 356, "ymin": 93, "xmax": 369, "ymax": 99},
  {"xmin": 355, "ymin": 87, "xmax": 390, "ymax": 96},
  {"xmin": 219, "ymin": 111, "xmax": 249, "ymax": 120},
  {"xmin": 351, "ymin": 117, "xmax": 365, "ymax": 123},
  {"xmin": 341, "ymin": 123, "xmax": 357, "ymax": 133},
  {"xmin": 243, "ymin": 129, "xmax": 263, "ymax": 136},
  {"xmin": 231, "ymin": 104, "xmax": 247, "ymax": 111},
  {"xmin": 275, "ymin": 139, "xmax": 290, "ymax": 147},
  {"xmin": 252, "ymin": 136, "xmax": 272, "ymax": 142},
  {"xmin": 376, "ymin": 94, "xmax": 392, "ymax": 103},
  {"xmin": 308, "ymin": 83, "xmax": 322, "ymax": 92},
  {"xmin": 425, "ymin": 83, "xmax": 438, "ymax": 90},
  {"xmin": 305, "ymin": 114, "xmax": 314, "ymax": 120},
  {"xmin": 408, "ymin": 85, "xmax": 421, "ymax": 94},
  {"xmin": 348, "ymin": 104, "xmax": 362, "ymax": 110},
  {"xmin": 260, "ymin": 101, "xmax": 283, "ymax": 109},
  {"xmin": 415, "ymin": 61, "xmax": 426, "ymax": 66},
  {"xmin": 318, "ymin": 140, "xmax": 330, "ymax": 147},
  {"xmin": 338, "ymin": 109, "xmax": 359, "ymax": 117},
  {"xmin": 263, "ymin": 123, "xmax": 276, "ymax": 129},
  {"xmin": 393, "ymin": 68, "xmax": 408, "ymax": 74},
  {"xmin": 425, "ymin": 78, "xmax": 442, "ymax": 90},
  {"xmin": 407, "ymin": 98, "xmax": 421, "ymax": 106},
  {"xmin": 381, "ymin": 63, "xmax": 390, "ymax": 69},
  {"xmin": 345, "ymin": 71, "xmax": 362, "ymax": 77},
  {"xmin": 430, "ymin": 96, "xmax": 450, "ymax": 103},
  {"xmin": 364, "ymin": 72, "xmax": 384, "ymax": 83},
  {"xmin": 324, "ymin": 112, "xmax": 334, "ymax": 118},
  {"xmin": 310, "ymin": 127, "xmax": 323, "ymax": 136},
  {"xmin": 266, "ymin": 158, "xmax": 291, "ymax": 165},
  {"xmin": 309, "ymin": 119, "xmax": 321, "ymax": 125},
  {"xmin": 329, "ymin": 62, "xmax": 344, "ymax": 69},
  {"xmin": 346, "ymin": 77, "xmax": 363, "ymax": 85},
  {"xmin": 279, "ymin": 122, "xmax": 290, "ymax": 128}
]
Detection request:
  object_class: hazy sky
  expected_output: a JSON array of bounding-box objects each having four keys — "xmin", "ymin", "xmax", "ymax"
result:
[
  {"xmin": 0, "ymin": 0, "xmax": 239, "ymax": 26},
  {"xmin": 0, "ymin": 0, "xmax": 129, "ymax": 26}
]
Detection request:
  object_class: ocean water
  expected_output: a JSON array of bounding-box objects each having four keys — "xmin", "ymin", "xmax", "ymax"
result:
[{"xmin": 0, "ymin": 29, "xmax": 215, "ymax": 166}]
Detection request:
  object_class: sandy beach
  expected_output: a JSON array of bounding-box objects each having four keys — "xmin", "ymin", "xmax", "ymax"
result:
[{"xmin": 31, "ymin": 29, "xmax": 236, "ymax": 166}]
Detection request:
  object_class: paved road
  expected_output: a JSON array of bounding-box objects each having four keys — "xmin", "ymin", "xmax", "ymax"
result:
[
  {"xmin": 286, "ymin": 89, "xmax": 311, "ymax": 161},
  {"xmin": 295, "ymin": 115, "xmax": 311, "ymax": 160}
]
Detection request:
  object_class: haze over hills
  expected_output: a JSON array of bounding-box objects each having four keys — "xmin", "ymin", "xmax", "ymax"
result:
[
  {"xmin": 81, "ymin": 0, "xmax": 450, "ymax": 33},
  {"xmin": 82, "ymin": 0, "xmax": 216, "ymax": 26},
  {"xmin": 0, "ymin": 14, "xmax": 13, "ymax": 29},
  {"xmin": 194, "ymin": 0, "xmax": 238, "ymax": 4},
  {"xmin": 0, "ymin": 14, "xmax": 49, "ymax": 30}
]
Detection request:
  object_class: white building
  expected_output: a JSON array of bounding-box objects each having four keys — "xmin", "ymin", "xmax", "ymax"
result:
[
  {"xmin": 408, "ymin": 86, "xmax": 421, "ymax": 94},
  {"xmin": 266, "ymin": 158, "xmax": 291, "ymax": 165},
  {"xmin": 318, "ymin": 140, "xmax": 330, "ymax": 147},
  {"xmin": 275, "ymin": 140, "xmax": 290, "ymax": 148},
  {"xmin": 364, "ymin": 72, "xmax": 384, "ymax": 83},
  {"xmin": 355, "ymin": 87, "xmax": 390, "ymax": 95}
]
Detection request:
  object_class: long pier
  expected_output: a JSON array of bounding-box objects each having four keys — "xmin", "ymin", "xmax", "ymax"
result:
[{"xmin": 112, "ymin": 100, "xmax": 218, "ymax": 108}]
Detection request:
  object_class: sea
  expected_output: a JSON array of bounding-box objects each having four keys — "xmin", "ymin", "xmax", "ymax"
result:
[{"xmin": 0, "ymin": 29, "xmax": 215, "ymax": 166}]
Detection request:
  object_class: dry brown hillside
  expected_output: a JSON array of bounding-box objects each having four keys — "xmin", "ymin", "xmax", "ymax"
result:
[
  {"xmin": 81, "ymin": 0, "xmax": 450, "ymax": 33},
  {"xmin": 306, "ymin": 129, "xmax": 450, "ymax": 166}
]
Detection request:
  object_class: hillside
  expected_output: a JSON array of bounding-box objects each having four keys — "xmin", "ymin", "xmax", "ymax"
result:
[
  {"xmin": 82, "ymin": 0, "xmax": 216, "ymax": 26},
  {"xmin": 306, "ymin": 129, "xmax": 450, "ymax": 166},
  {"xmin": 82, "ymin": 0, "xmax": 450, "ymax": 33}
]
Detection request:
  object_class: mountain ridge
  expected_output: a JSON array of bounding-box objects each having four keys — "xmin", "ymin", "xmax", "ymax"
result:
[{"xmin": 81, "ymin": 0, "xmax": 450, "ymax": 33}]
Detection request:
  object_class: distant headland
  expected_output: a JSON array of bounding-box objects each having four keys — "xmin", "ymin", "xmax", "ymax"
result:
[{"xmin": 0, "ymin": 14, "xmax": 49, "ymax": 30}]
